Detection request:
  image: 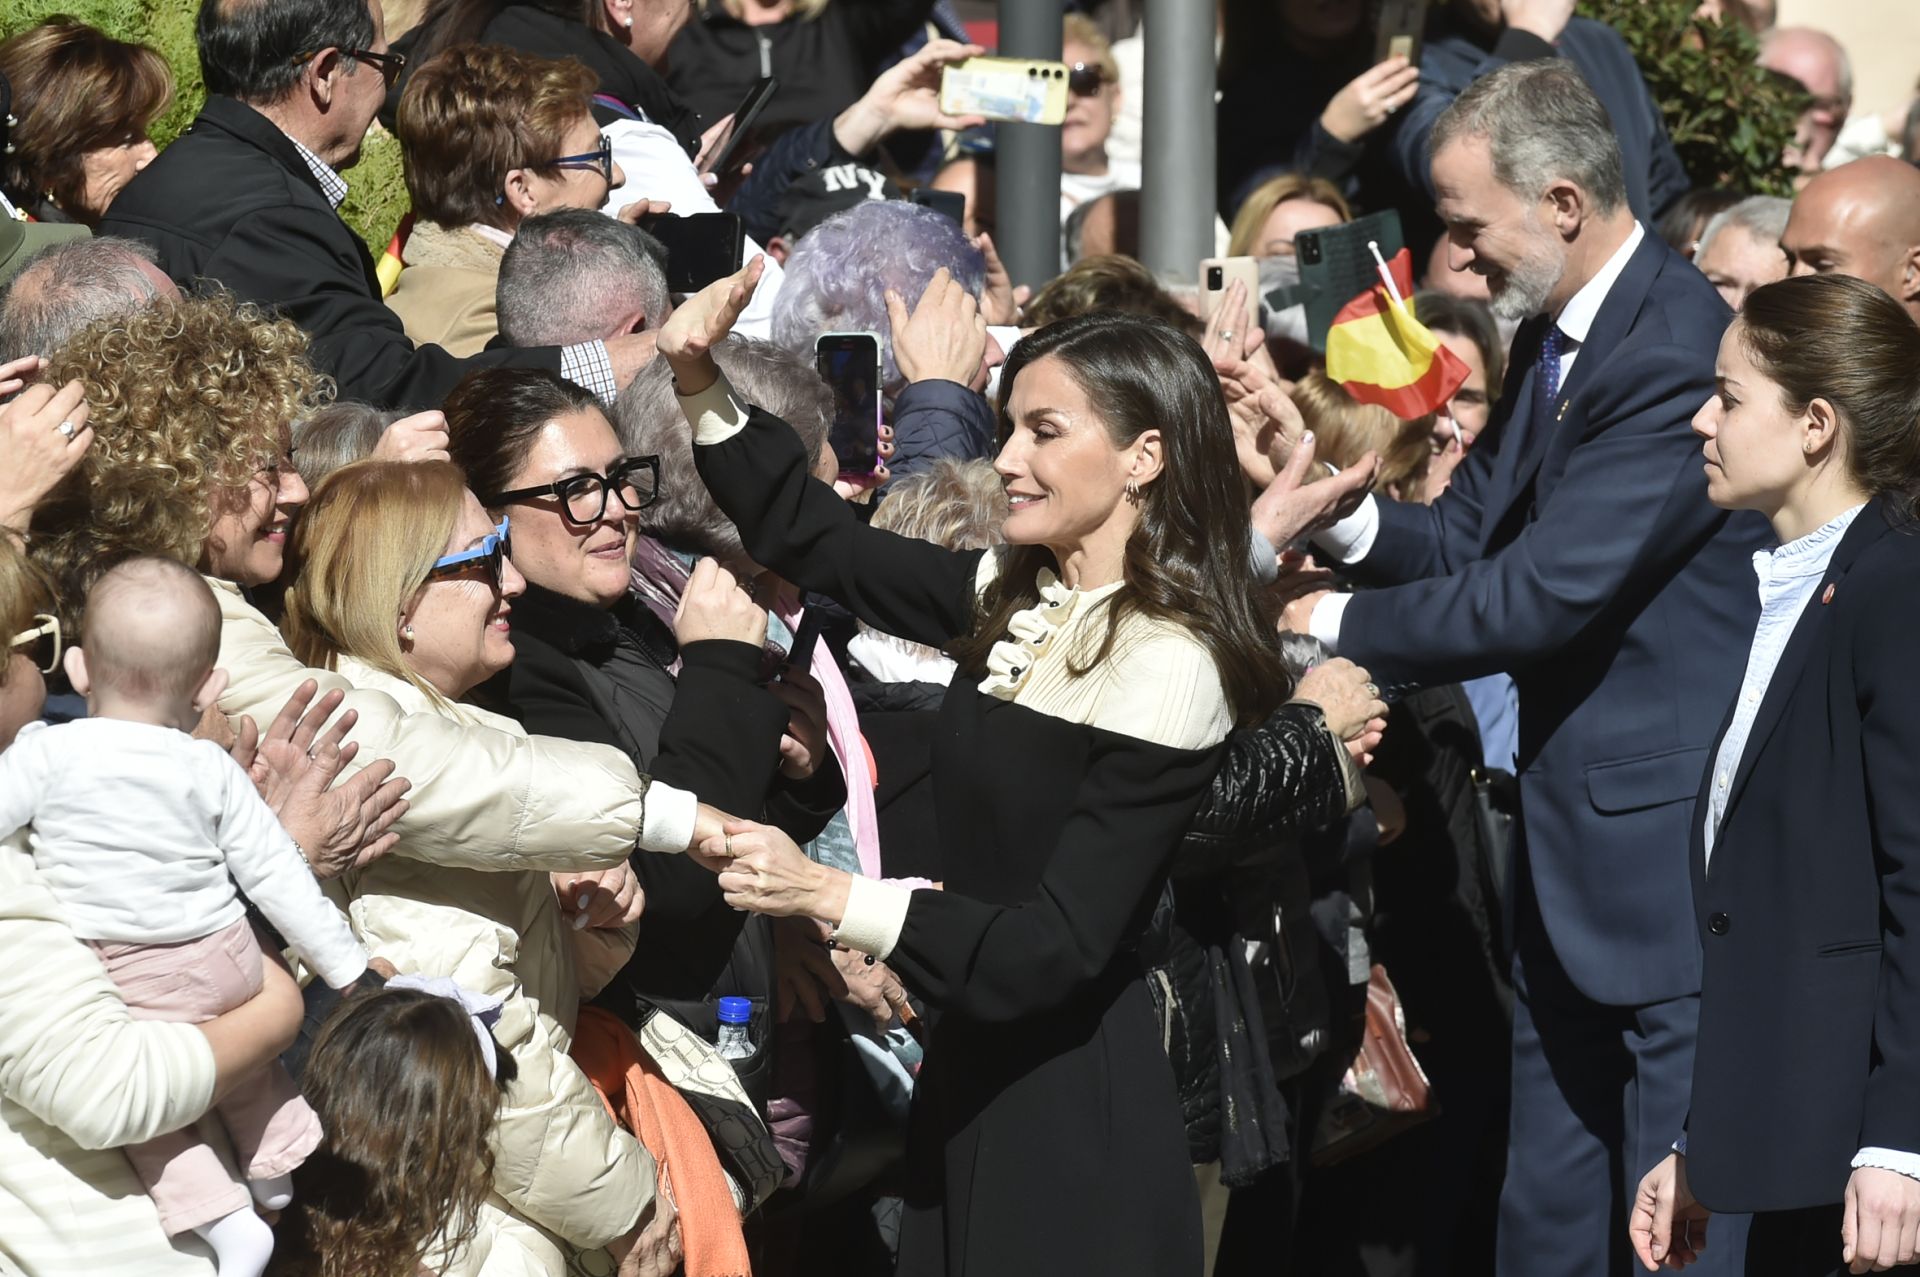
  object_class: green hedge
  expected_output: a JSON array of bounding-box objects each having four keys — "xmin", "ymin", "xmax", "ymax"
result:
[
  {"xmin": 1580, "ymin": 0, "xmax": 1804, "ymax": 197},
  {"xmin": 2, "ymin": 1, "xmax": 410, "ymax": 253}
]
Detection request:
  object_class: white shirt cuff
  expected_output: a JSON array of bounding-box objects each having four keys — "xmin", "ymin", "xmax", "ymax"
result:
[
  {"xmin": 832, "ymin": 873, "xmax": 912, "ymax": 960},
  {"xmin": 636, "ymin": 781, "xmax": 698, "ymax": 853},
  {"xmin": 1673, "ymin": 1131, "xmax": 1688, "ymax": 1156},
  {"xmin": 1854, "ymin": 1147, "xmax": 1920, "ymax": 1182},
  {"xmin": 1308, "ymin": 591, "xmax": 1352, "ymax": 652},
  {"xmin": 1312, "ymin": 492, "xmax": 1381, "ymax": 563},
  {"xmin": 677, "ymin": 371, "xmax": 751, "ymax": 445},
  {"xmin": 559, "ymin": 340, "xmax": 618, "ymax": 403}
]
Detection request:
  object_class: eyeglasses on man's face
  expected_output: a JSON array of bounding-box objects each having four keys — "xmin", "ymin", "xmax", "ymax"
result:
[
  {"xmin": 482, "ymin": 457, "xmax": 660, "ymax": 528},
  {"xmin": 426, "ymin": 518, "xmax": 512, "ymax": 591},
  {"xmin": 289, "ymin": 47, "xmax": 407, "ymax": 88}
]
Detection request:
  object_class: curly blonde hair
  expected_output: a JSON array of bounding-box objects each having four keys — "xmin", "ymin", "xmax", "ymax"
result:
[{"xmin": 32, "ymin": 293, "xmax": 329, "ymax": 607}]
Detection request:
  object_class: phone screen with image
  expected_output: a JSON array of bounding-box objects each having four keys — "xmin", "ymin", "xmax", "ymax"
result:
[{"xmin": 817, "ymin": 333, "xmax": 883, "ymax": 479}]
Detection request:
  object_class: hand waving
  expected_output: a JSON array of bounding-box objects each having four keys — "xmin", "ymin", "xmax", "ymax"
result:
[
  {"xmin": 655, "ymin": 257, "xmax": 767, "ymax": 395},
  {"xmin": 254, "ymin": 679, "xmax": 413, "ymax": 878}
]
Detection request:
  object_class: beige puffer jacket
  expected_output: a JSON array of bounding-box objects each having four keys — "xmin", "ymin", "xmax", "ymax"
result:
[
  {"xmin": 328, "ymin": 657, "xmax": 654, "ymax": 1277},
  {"xmin": 208, "ymin": 578, "xmax": 698, "ymax": 868}
]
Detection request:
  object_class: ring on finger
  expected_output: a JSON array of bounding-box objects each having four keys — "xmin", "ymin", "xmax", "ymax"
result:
[
  {"xmin": 1365, "ymin": 682, "xmax": 1380, "ymax": 698},
  {"xmin": 55, "ymin": 419, "xmax": 76, "ymax": 440},
  {"xmin": 724, "ymin": 833, "xmax": 733, "ymax": 857}
]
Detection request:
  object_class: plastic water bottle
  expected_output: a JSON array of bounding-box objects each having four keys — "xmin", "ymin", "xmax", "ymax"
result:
[{"xmin": 716, "ymin": 997, "xmax": 754, "ymax": 1061}]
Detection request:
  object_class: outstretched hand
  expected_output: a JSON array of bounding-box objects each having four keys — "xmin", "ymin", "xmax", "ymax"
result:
[
  {"xmin": 655, "ymin": 257, "xmax": 767, "ymax": 395},
  {"xmin": 252, "ymin": 679, "xmax": 413, "ymax": 879},
  {"xmin": 1250, "ymin": 432, "xmax": 1378, "ymax": 554}
]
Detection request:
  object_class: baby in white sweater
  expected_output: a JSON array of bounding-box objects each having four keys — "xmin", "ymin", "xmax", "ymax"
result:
[{"xmin": 0, "ymin": 556, "xmax": 367, "ymax": 1277}]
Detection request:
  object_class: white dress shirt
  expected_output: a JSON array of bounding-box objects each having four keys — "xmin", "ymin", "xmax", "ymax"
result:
[{"xmin": 1307, "ymin": 223, "xmax": 1648, "ymax": 648}]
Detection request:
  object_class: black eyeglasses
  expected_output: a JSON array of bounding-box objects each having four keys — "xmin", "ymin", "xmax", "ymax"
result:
[
  {"xmin": 1067, "ymin": 62, "xmax": 1110, "ymax": 98},
  {"xmin": 483, "ymin": 456, "xmax": 660, "ymax": 527},
  {"xmin": 289, "ymin": 47, "xmax": 407, "ymax": 87},
  {"xmin": 425, "ymin": 518, "xmax": 512, "ymax": 591},
  {"xmin": 543, "ymin": 133, "xmax": 614, "ymax": 183}
]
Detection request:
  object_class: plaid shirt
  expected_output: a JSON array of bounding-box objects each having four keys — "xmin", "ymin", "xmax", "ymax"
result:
[{"xmin": 287, "ymin": 137, "xmax": 349, "ymax": 210}]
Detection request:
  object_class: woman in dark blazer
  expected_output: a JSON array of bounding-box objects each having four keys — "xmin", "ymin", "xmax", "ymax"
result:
[{"xmin": 1630, "ymin": 275, "xmax": 1920, "ymax": 1277}]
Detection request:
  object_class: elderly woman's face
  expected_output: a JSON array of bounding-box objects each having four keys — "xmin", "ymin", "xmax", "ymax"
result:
[
  {"xmin": 496, "ymin": 406, "xmax": 638, "ymax": 609},
  {"xmin": 77, "ymin": 135, "xmax": 159, "ymax": 220},
  {"xmin": 515, "ymin": 113, "xmax": 625, "ymax": 221},
  {"xmin": 204, "ymin": 427, "xmax": 310, "ymax": 587},
  {"xmin": 401, "ymin": 490, "xmax": 525, "ymax": 699}
]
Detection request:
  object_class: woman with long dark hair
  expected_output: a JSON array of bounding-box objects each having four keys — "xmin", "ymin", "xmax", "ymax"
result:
[
  {"xmin": 1629, "ymin": 274, "xmax": 1920, "ymax": 1276},
  {"xmin": 648, "ymin": 260, "xmax": 1385, "ymax": 1275}
]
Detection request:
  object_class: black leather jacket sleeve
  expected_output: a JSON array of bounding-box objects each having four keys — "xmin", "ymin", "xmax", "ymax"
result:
[{"xmin": 1177, "ymin": 701, "xmax": 1356, "ymax": 877}]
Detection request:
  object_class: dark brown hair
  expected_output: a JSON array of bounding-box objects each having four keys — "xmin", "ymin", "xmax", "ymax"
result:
[
  {"xmin": 1738, "ymin": 274, "xmax": 1920, "ymax": 514},
  {"xmin": 268, "ymin": 987, "xmax": 502, "ymax": 1277},
  {"xmin": 1022, "ymin": 255, "xmax": 1203, "ymax": 338},
  {"xmin": 950, "ymin": 313, "xmax": 1292, "ymax": 726},
  {"xmin": 444, "ymin": 366, "xmax": 603, "ymax": 502},
  {"xmin": 0, "ymin": 17, "xmax": 173, "ymax": 225},
  {"xmin": 397, "ymin": 43, "xmax": 599, "ymax": 231}
]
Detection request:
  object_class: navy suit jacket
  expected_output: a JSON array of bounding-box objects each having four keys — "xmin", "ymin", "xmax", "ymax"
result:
[
  {"xmin": 1686, "ymin": 499, "xmax": 1920, "ymax": 1213},
  {"xmin": 1389, "ymin": 16, "xmax": 1689, "ymax": 224},
  {"xmin": 1330, "ymin": 230, "xmax": 1769, "ymax": 1007}
]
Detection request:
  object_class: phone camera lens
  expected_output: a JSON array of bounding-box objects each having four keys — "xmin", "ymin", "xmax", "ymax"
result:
[{"xmin": 1207, "ymin": 266, "xmax": 1223, "ymax": 289}]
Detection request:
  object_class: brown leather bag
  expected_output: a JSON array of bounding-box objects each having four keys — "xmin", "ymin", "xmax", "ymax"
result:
[{"xmin": 1310, "ymin": 964, "xmax": 1436, "ymax": 1166}]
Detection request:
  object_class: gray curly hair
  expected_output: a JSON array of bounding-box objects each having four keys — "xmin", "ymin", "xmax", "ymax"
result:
[{"xmin": 771, "ymin": 199, "xmax": 986, "ymax": 397}]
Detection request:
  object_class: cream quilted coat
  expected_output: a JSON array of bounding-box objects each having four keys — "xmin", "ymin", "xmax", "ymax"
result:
[{"xmin": 326, "ymin": 657, "xmax": 657, "ymax": 1277}]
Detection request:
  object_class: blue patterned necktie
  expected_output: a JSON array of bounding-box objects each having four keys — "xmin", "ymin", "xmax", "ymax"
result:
[{"xmin": 1534, "ymin": 324, "xmax": 1566, "ymax": 423}]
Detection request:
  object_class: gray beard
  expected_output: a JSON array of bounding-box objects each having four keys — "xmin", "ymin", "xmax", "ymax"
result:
[{"xmin": 1488, "ymin": 250, "xmax": 1563, "ymax": 322}]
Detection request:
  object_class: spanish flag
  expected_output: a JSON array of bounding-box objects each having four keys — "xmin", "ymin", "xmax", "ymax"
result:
[{"xmin": 1324, "ymin": 246, "xmax": 1469, "ymax": 421}]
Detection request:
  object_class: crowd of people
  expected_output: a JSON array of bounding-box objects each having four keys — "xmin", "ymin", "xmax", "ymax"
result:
[{"xmin": 0, "ymin": 0, "xmax": 1918, "ymax": 1276}]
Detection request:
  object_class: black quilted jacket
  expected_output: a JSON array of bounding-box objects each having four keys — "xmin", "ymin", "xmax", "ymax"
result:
[{"xmin": 1144, "ymin": 700, "xmax": 1355, "ymax": 1175}]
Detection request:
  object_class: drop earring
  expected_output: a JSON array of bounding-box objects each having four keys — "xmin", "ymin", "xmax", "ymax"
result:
[{"xmin": 1124, "ymin": 478, "xmax": 1141, "ymax": 504}]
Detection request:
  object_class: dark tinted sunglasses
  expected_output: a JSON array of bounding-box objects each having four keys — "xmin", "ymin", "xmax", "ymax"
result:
[{"xmin": 1067, "ymin": 62, "xmax": 1110, "ymax": 98}]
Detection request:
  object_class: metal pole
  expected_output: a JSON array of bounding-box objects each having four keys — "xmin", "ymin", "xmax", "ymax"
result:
[
  {"xmin": 996, "ymin": 0, "xmax": 1064, "ymax": 291},
  {"xmin": 1140, "ymin": 0, "xmax": 1216, "ymax": 280}
]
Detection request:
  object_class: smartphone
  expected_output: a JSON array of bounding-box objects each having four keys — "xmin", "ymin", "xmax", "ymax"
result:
[
  {"xmin": 1295, "ymin": 209, "xmax": 1406, "ymax": 351},
  {"xmin": 910, "ymin": 187, "xmax": 967, "ymax": 227},
  {"xmin": 637, "ymin": 212, "xmax": 746, "ymax": 293},
  {"xmin": 816, "ymin": 332, "xmax": 884, "ymax": 481},
  {"xmin": 1374, "ymin": 0, "xmax": 1427, "ymax": 68},
  {"xmin": 784, "ymin": 608, "xmax": 827, "ymax": 670},
  {"xmin": 939, "ymin": 57, "xmax": 1071, "ymax": 126},
  {"xmin": 1199, "ymin": 256, "xmax": 1262, "ymax": 323},
  {"xmin": 699, "ymin": 75, "xmax": 778, "ymax": 177}
]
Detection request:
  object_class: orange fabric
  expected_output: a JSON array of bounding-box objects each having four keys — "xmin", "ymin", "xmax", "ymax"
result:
[{"xmin": 570, "ymin": 1006, "xmax": 752, "ymax": 1277}]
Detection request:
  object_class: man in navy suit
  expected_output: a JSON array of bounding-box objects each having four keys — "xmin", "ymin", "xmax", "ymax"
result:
[{"xmin": 1283, "ymin": 62, "xmax": 1768, "ymax": 1276}]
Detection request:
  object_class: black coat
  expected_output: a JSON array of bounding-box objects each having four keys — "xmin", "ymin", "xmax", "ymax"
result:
[
  {"xmin": 478, "ymin": 582, "xmax": 843, "ymax": 1004},
  {"xmin": 1686, "ymin": 497, "xmax": 1920, "ymax": 1214},
  {"xmin": 98, "ymin": 96, "xmax": 562, "ymax": 410},
  {"xmin": 665, "ymin": 0, "xmax": 934, "ymax": 142}
]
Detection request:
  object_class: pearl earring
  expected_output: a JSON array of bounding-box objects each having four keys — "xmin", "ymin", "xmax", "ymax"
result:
[
  {"xmin": 402, "ymin": 624, "xmax": 415, "ymax": 641},
  {"xmin": 623, "ymin": 15, "xmax": 634, "ymax": 26}
]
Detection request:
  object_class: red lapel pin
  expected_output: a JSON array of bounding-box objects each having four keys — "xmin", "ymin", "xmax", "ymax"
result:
[{"xmin": 1822, "ymin": 583, "xmax": 1836, "ymax": 605}]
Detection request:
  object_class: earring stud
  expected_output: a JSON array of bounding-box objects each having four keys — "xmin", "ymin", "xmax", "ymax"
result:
[{"xmin": 403, "ymin": 624, "xmax": 415, "ymax": 641}]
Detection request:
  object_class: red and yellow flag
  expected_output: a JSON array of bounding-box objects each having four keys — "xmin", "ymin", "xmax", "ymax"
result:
[{"xmin": 1324, "ymin": 247, "xmax": 1469, "ymax": 420}]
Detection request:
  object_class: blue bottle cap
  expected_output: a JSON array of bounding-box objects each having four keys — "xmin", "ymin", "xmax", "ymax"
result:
[{"xmin": 717, "ymin": 996, "xmax": 752, "ymax": 1025}]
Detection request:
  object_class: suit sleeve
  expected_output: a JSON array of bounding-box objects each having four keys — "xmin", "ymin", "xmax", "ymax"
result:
[
  {"xmin": 1852, "ymin": 578, "xmax": 1920, "ymax": 1155},
  {"xmin": 688, "ymin": 378, "xmax": 985, "ymax": 648},
  {"xmin": 202, "ymin": 199, "xmax": 565, "ymax": 410},
  {"xmin": 1335, "ymin": 337, "xmax": 1727, "ymax": 686}
]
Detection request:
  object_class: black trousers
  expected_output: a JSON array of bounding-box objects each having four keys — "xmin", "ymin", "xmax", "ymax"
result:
[{"xmin": 1745, "ymin": 1205, "xmax": 1845, "ymax": 1277}]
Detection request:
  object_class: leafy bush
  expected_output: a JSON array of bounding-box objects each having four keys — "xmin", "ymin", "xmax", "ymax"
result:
[
  {"xmin": 1581, "ymin": 0, "xmax": 1804, "ymax": 197},
  {"xmin": 2, "ymin": 0, "xmax": 409, "ymax": 252}
]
